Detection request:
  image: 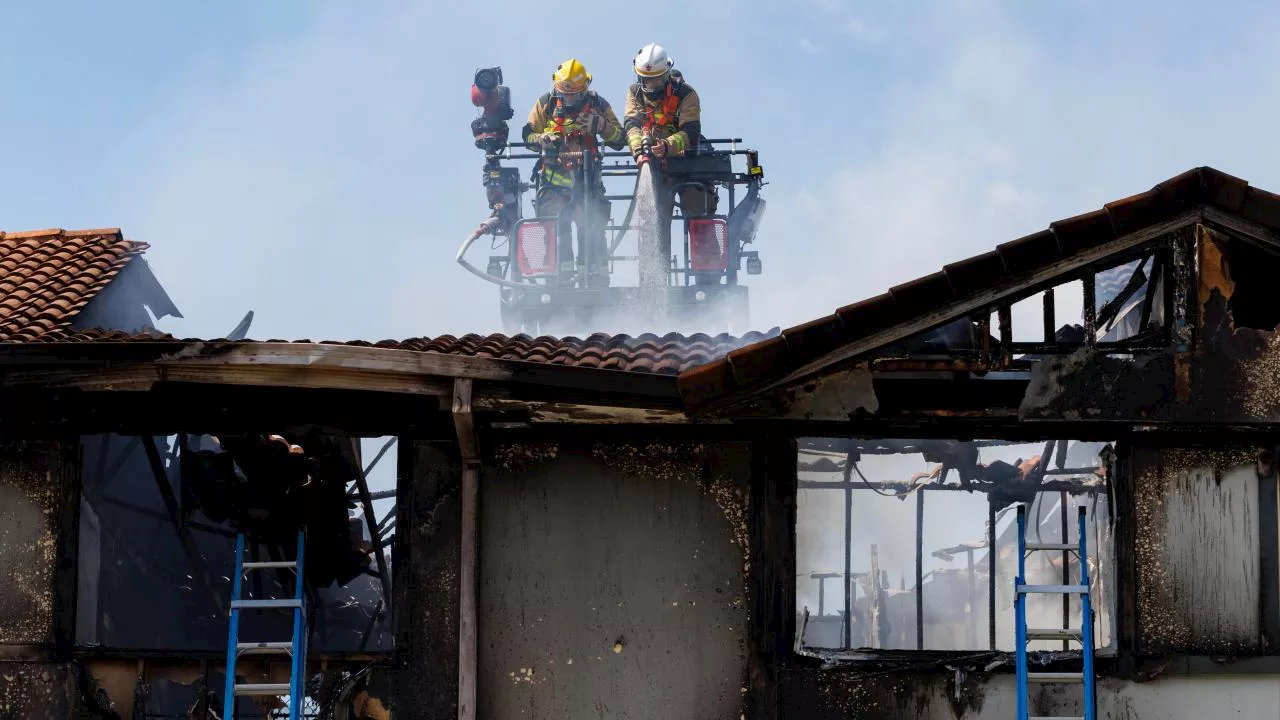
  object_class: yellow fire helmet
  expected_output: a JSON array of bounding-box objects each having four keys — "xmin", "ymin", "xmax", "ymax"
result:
[{"xmin": 552, "ymin": 58, "xmax": 592, "ymax": 95}]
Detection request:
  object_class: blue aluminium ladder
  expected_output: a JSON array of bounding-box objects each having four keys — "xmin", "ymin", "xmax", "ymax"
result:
[
  {"xmin": 1015, "ymin": 504, "xmax": 1096, "ymax": 720},
  {"xmin": 223, "ymin": 529, "xmax": 309, "ymax": 720}
]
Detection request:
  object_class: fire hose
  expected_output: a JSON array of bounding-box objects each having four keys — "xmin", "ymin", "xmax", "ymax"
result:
[
  {"xmin": 456, "ymin": 147, "xmax": 649, "ymax": 290},
  {"xmin": 455, "ymin": 215, "xmax": 540, "ymax": 291}
]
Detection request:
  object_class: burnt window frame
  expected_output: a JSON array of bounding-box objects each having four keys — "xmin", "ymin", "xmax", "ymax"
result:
[{"xmin": 793, "ymin": 436, "xmax": 1117, "ymax": 660}]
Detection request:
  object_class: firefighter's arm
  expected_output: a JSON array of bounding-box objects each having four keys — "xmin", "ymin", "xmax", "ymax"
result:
[
  {"xmin": 596, "ymin": 103, "xmax": 626, "ymax": 150},
  {"xmin": 667, "ymin": 89, "xmax": 702, "ymax": 156},
  {"xmin": 622, "ymin": 86, "xmax": 645, "ymax": 154},
  {"xmin": 522, "ymin": 96, "xmax": 550, "ymax": 145}
]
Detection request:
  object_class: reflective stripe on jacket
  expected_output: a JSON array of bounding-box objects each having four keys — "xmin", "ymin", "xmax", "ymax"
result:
[{"xmin": 522, "ymin": 91, "xmax": 624, "ymax": 187}]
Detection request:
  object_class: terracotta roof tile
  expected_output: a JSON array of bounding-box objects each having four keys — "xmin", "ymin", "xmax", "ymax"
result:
[
  {"xmin": 889, "ymin": 271, "xmax": 956, "ymax": 320},
  {"xmin": 997, "ymin": 229, "xmax": 1060, "ymax": 274},
  {"xmin": 0, "ymin": 228, "xmax": 144, "ymax": 342},
  {"xmin": 1202, "ymin": 169, "xmax": 1249, "ymax": 211},
  {"xmin": 1050, "ymin": 207, "xmax": 1116, "ymax": 254},
  {"xmin": 22, "ymin": 327, "xmax": 782, "ymax": 377},
  {"xmin": 675, "ymin": 166, "xmax": 1275, "ymax": 409},
  {"xmin": 1240, "ymin": 186, "xmax": 1280, "ymax": 228},
  {"xmin": 942, "ymin": 250, "xmax": 1006, "ymax": 297}
]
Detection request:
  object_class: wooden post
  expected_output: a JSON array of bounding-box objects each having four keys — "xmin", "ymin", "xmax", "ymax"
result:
[
  {"xmin": 988, "ymin": 499, "xmax": 997, "ymax": 650},
  {"xmin": 1257, "ymin": 448, "xmax": 1280, "ymax": 652},
  {"xmin": 453, "ymin": 379, "xmax": 479, "ymax": 720},
  {"xmin": 1082, "ymin": 273, "xmax": 1097, "ymax": 345},
  {"xmin": 965, "ymin": 548, "xmax": 977, "ymax": 649},
  {"xmin": 915, "ymin": 491, "xmax": 924, "ymax": 650},
  {"xmin": 1043, "ymin": 288, "xmax": 1056, "ymax": 343},
  {"xmin": 1061, "ymin": 490, "xmax": 1071, "ymax": 651},
  {"xmin": 842, "ymin": 452, "xmax": 854, "ymax": 650},
  {"xmin": 997, "ymin": 304, "xmax": 1013, "ymax": 367},
  {"xmin": 869, "ymin": 544, "xmax": 882, "ymax": 648}
]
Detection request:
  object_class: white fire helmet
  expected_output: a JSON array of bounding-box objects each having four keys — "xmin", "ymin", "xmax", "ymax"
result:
[{"xmin": 633, "ymin": 43, "xmax": 673, "ymax": 79}]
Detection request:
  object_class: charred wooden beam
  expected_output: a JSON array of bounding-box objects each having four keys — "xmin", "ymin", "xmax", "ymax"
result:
[
  {"xmin": 141, "ymin": 435, "xmax": 225, "ymax": 616},
  {"xmin": 988, "ymin": 498, "xmax": 997, "ymax": 650},
  {"xmin": 978, "ymin": 314, "xmax": 992, "ymax": 365},
  {"xmin": 453, "ymin": 379, "xmax": 480, "ymax": 720},
  {"xmin": 0, "ymin": 341, "xmax": 683, "ymax": 412},
  {"xmin": 915, "ymin": 491, "xmax": 924, "ymax": 650},
  {"xmin": 364, "ymin": 437, "xmax": 398, "ymax": 477},
  {"xmin": 1257, "ymin": 448, "xmax": 1280, "ymax": 653},
  {"xmin": 746, "ymin": 435, "xmax": 796, "ymax": 719},
  {"xmin": 1060, "ymin": 487, "xmax": 1070, "ymax": 651},
  {"xmin": 53, "ymin": 440, "xmax": 81, "ymax": 662},
  {"xmin": 1043, "ymin": 288, "xmax": 1056, "ymax": 343},
  {"xmin": 0, "ymin": 384, "xmax": 460, "ymax": 436},
  {"xmin": 74, "ymin": 648, "xmax": 390, "ymax": 662},
  {"xmin": 997, "ymin": 305, "xmax": 1013, "ymax": 367},
  {"xmin": 842, "ymin": 452, "xmax": 854, "ymax": 650},
  {"xmin": 1082, "ymin": 273, "xmax": 1097, "ymax": 345},
  {"xmin": 871, "ymin": 358, "xmax": 1025, "ymax": 373},
  {"xmin": 349, "ymin": 437, "xmax": 394, "ymax": 612},
  {"xmin": 799, "ymin": 478, "xmax": 1104, "ymax": 494},
  {"xmin": 1114, "ymin": 441, "xmax": 1139, "ymax": 676},
  {"xmin": 1172, "ymin": 227, "xmax": 1195, "ymax": 400}
]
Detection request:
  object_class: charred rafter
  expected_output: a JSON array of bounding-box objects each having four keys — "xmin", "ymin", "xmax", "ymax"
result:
[{"xmin": 142, "ymin": 435, "xmax": 226, "ymax": 616}]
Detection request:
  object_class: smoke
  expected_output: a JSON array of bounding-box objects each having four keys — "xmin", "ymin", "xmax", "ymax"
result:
[
  {"xmin": 4, "ymin": 0, "xmax": 1280, "ymax": 346},
  {"xmin": 796, "ymin": 440, "xmax": 1115, "ymax": 652}
]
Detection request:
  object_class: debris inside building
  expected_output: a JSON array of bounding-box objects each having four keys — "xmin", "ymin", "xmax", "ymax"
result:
[{"xmin": 4, "ymin": 166, "xmax": 1280, "ymax": 718}]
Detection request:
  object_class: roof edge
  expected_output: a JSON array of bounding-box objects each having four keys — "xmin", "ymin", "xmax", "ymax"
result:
[
  {"xmin": 678, "ymin": 166, "xmax": 1261, "ymax": 411},
  {"xmin": 0, "ymin": 339, "xmax": 683, "ymax": 406}
]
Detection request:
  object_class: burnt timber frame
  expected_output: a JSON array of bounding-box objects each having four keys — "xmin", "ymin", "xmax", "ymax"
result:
[{"xmin": 694, "ymin": 206, "xmax": 1280, "ymax": 421}]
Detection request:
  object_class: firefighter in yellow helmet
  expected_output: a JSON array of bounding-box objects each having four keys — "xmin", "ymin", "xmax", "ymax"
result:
[
  {"xmin": 623, "ymin": 43, "xmax": 718, "ymax": 217},
  {"xmin": 522, "ymin": 58, "xmax": 625, "ymax": 288}
]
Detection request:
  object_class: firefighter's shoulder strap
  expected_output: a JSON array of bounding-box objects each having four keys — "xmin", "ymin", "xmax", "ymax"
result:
[
  {"xmin": 522, "ymin": 92, "xmax": 555, "ymax": 143},
  {"xmin": 643, "ymin": 83, "xmax": 686, "ymax": 131},
  {"xmin": 669, "ymin": 78, "xmax": 693, "ymax": 105}
]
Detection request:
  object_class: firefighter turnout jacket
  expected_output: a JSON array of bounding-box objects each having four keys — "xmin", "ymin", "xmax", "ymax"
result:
[
  {"xmin": 623, "ymin": 78, "xmax": 701, "ymax": 157},
  {"xmin": 522, "ymin": 91, "xmax": 625, "ymax": 191}
]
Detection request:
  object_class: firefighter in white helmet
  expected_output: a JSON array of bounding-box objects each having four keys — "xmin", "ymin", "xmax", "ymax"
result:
[
  {"xmin": 624, "ymin": 43, "xmax": 718, "ymax": 217},
  {"xmin": 523, "ymin": 58, "xmax": 625, "ymax": 287}
]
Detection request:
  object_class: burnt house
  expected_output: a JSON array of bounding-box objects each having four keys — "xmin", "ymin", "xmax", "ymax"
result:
[{"xmin": 1, "ymin": 167, "xmax": 1280, "ymax": 718}]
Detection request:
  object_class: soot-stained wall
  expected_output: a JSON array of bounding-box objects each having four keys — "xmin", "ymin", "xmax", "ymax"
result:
[
  {"xmin": 1132, "ymin": 446, "xmax": 1263, "ymax": 655},
  {"xmin": 0, "ymin": 440, "xmax": 79, "ymax": 718},
  {"xmin": 397, "ymin": 439, "xmax": 462, "ymax": 719},
  {"xmin": 779, "ymin": 668, "xmax": 1280, "ymax": 719},
  {"xmin": 477, "ymin": 440, "xmax": 751, "ymax": 720},
  {"xmin": 0, "ymin": 441, "xmax": 62, "ymax": 647}
]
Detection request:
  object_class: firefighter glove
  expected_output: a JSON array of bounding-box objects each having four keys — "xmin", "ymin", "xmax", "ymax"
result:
[
  {"xmin": 651, "ymin": 138, "xmax": 669, "ymax": 157},
  {"xmin": 535, "ymin": 132, "xmax": 561, "ymax": 149}
]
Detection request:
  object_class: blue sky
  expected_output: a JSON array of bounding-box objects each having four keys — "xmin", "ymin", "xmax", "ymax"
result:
[{"xmin": 3, "ymin": 1, "xmax": 1280, "ymax": 341}]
